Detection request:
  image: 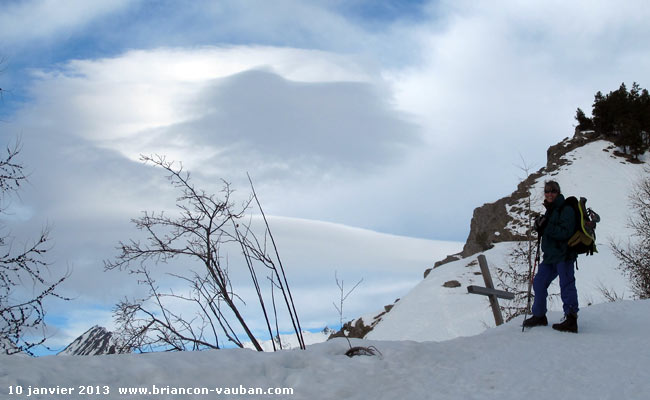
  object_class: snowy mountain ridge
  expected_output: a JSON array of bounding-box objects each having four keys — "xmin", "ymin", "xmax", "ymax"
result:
[{"xmin": 366, "ymin": 136, "xmax": 645, "ymax": 342}]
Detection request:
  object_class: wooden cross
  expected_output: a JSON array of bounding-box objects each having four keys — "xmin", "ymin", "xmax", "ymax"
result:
[{"xmin": 467, "ymin": 255, "xmax": 514, "ymax": 326}]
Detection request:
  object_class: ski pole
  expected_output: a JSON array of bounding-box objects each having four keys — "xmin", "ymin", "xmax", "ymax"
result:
[{"xmin": 522, "ymin": 236, "xmax": 541, "ymax": 332}]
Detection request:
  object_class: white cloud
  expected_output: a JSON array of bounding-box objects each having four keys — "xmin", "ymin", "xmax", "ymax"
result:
[
  {"xmin": 5, "ymin": 41, "xmax": 432, "ymax": 347},
  {"xmin": 9, "ymin": 0, "xmax": 650, "ymax": 245},
  {"xmin": 383, "ymin": 0, "xmax": 650, "ymax": 197},
  {"xmin": 23, "ymin": 46, "xmax": 393, "ymax": 173}
]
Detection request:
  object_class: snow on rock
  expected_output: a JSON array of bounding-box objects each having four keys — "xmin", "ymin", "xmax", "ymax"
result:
[
  {"xmin": 58, "ymin": 326, "xmax": 127, "ymax": 356},
  {"xmin": 368, "ymin": 139, "xmax": 645, "ymax": 342}
]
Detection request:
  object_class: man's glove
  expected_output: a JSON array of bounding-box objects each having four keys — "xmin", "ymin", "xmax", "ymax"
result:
[{"xmin": 534, "ymin": 215, "xmax": 547, "ymax": 234}]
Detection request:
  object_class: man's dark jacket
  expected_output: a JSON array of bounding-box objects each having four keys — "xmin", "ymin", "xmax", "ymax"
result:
[{"xmin": 541, "ymin": 194, "xmax": 577, "ymax": 264}]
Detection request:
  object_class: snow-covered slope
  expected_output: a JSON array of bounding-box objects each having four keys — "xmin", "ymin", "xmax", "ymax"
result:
[
  {"xmin": 2, "ymin": 300, "xmax": 649, "ymax": 399},
  {"xmin": 368, "ymin": 139, "xmax": 645, "ymax": 342}
]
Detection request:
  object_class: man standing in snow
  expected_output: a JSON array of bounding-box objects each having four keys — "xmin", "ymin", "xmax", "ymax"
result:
[{"xmin": 523, "ymin": 180, "xmax": 579, "ymax": 333}]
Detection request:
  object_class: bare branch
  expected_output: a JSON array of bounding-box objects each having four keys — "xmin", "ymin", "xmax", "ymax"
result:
[
  {"xmin": 610, "ymin": 168, "xmax": 650, "ymax": 299},
  {"xmin": 107, "ymin": 155, "xmax": 303, "ymax": 352},
  {"xmin": 332, "ymin": 271, "xmax": 363, "ymax": 349},
  {"xmin": 1, "ymin": 142, "xmax": 68, "ymax": 355}
]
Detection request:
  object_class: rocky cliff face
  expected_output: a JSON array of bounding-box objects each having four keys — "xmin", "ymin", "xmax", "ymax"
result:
[
  {"xmin": 58, "ymin": 326, "xmax": 128, "ymax": 356},
  {"xmin": 437, "ymin": 131, "xmax": 605, "ymax": 267}
]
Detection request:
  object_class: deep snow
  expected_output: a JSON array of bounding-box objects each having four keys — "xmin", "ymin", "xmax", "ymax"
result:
[{"xmin": 1, "ymin": 300, "xmax": 649, "ymax": 399}]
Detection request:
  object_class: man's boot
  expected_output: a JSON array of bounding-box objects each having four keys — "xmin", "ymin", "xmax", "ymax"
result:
[
  {"xmin": 552, "ymin": 313, "xmax": 578, "ymax": 333},
  {"xmin": 522, "ymin": 314, "xmax": 548, "ymax": 328}
]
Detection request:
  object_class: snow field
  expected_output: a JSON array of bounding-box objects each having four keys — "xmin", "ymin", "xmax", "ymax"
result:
[{"xmin": 2, "ymin": 300, "xmax": 649, "ymax": 399}]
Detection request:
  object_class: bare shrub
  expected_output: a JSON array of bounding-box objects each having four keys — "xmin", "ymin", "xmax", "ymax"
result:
[
  {"xmin": 611, "ymin": 169, "xmax": 650, "ymax": 299},
  {"xmin": 1, "ymin": 141, "xmax": 69, "ymax": 355},
  {"xmin": 105, "ymin": 155, "xmax": 303, "ymax": 352}
]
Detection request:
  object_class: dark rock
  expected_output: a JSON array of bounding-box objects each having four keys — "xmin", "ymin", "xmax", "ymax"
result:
[{"xmin": 328, "ymin": 318, "xmax": 375, "ymax": 340}]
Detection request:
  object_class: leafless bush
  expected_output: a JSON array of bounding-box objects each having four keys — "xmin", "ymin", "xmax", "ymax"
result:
[
  {"xmin": 1, "ymin": 141, "xmax": 69, "ymax": 355},
  {"xmin": 497, "ymin": 159, "xmax": 540, "ymax": 321},
  {"xmin": 105, "ymin": 155, "xmax": 304, "ymax": 352},
  {"xmin": 595, "ymin": 281, "xmax": 625, "ymax": 302},
  {"xmin": 611, "ymin": 169, "xmax": 650, "ymax": 299},
  {"xmin": 332, "ymin": 271, "xmax": 362, "ymax": 349},
  {"xmin": 497, "ymin": 241, "xmax": 536, "ymax": 321}
]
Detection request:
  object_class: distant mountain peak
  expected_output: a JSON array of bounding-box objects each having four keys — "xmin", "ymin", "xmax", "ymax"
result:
[{"xmin": 58, "ymin": 326, "xmax": 128, "ymax": 356}]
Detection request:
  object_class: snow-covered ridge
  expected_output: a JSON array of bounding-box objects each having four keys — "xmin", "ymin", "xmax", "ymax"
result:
[
  {"xmin": 367, "ymin": 139, "xmax": 645, "ymax": 342},
  {"xmin": 457, "ymin": 134, "xmax": 614, "ymax": 259}
]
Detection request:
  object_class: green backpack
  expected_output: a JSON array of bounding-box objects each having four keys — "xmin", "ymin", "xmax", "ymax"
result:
[{"xmin": 562, "ymin": 196, "xmax": 600, "ymax": 255}]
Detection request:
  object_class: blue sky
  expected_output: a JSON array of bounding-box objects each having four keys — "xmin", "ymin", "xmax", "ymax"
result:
[{"xmin": 1, "ymin": 0, "xmax": 650, "ymax": 352}]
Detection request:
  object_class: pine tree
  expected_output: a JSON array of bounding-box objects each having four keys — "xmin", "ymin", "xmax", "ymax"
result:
[
  {"xmin": 575, "ymin": 107, "xmax": 594, "ymax": 131},
  {"xmin": 589, "ymin": 82, "xmax": 650, "ymax": 156}
]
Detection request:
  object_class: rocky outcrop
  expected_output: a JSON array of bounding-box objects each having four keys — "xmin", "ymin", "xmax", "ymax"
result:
[
  {"xmin": 439, "ymin": 131, "xmax": 605, "ymax": 266},
  {"xmin": 328, "ymin": 301, "xmax": 398, "ymax": 340}
]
